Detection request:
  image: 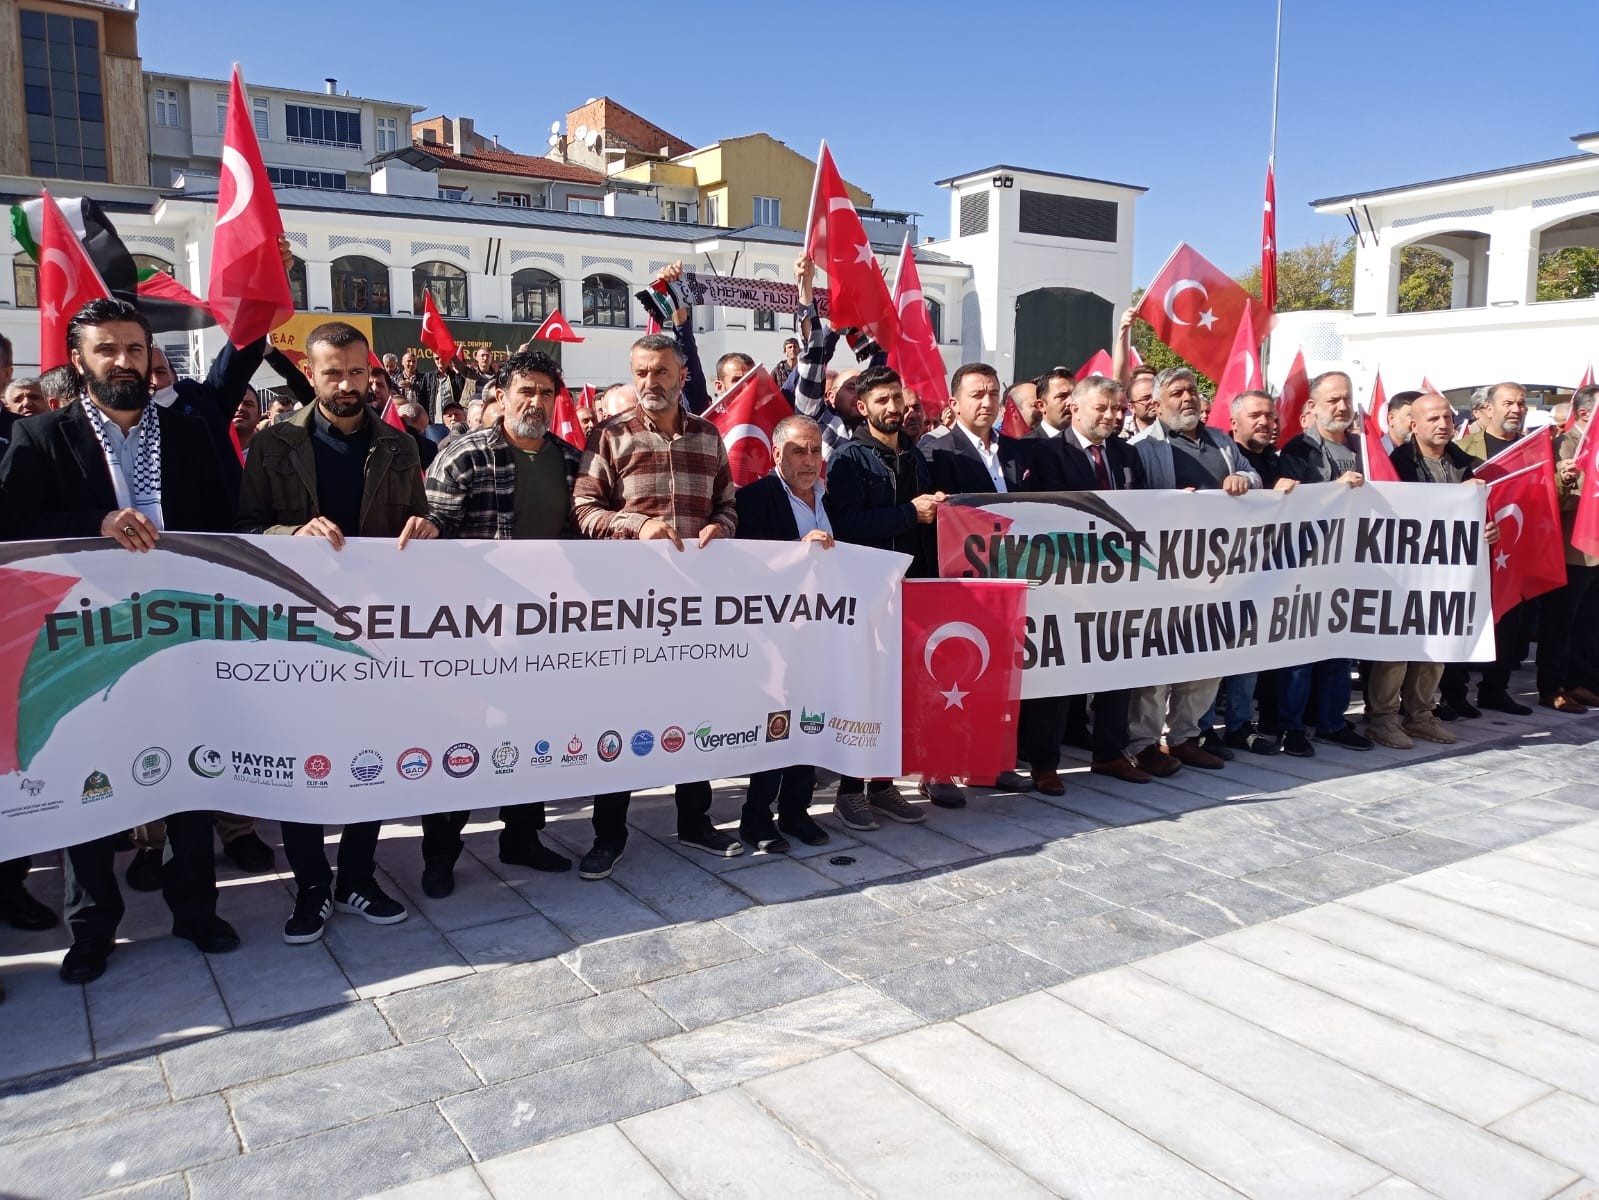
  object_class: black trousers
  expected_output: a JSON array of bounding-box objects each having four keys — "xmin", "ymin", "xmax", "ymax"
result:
[
  {"xmin": 0, "ymin": 856, "xmax": 30, "ymax": 889},
  {"xmin": 592, "ymin": 783, "xmax": 712, "ymax": 849},
  {"xmin": 420, "ymin": 804, "xmax": 546, "ymax": 862},
  {"xmin": 1443, "ymin": 602, "xmax": 1526, "ymax": 702},
  {"xmin": 1537, "ymin": 564, "xmax": 1599, "ymax": 695},
  {"xmin": 1090, "ymin": 690, "xmax": 1133, "ymax": 761},
  {"xmin": 64, "ymin": 810, "xmax": 217, "ymax": 942},
  {"xmin": 280, "ymin": 821, "xmax": 381, "ymax": 892},
  {"xmin": 1020, "ymin": 696, "xmax": 1068, "ymax": 773},
  {"xmin": 742, "ymin": 767, "xmax": 815, "ymax": 827}
]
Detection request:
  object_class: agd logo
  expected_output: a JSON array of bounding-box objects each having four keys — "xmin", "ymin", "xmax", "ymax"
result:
[{"xmin": 529, "ymin": 739, "xmax": 553, "ymax": 767}]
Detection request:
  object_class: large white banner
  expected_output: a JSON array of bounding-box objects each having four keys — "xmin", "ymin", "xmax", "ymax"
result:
[
  {"xmin": 0, "ymin": 536, "xmax": 906, "ymax": 859},
  {"xmin": 938, "ymin": 481, "xmax": 1495, "ymax": 699}
]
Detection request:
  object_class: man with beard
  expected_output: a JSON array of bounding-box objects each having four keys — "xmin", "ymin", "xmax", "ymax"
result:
[
  {"xmin": 0, "ymin": 297, "xmax": 239, "ymax": 984},
  {"xmin": 572, "ymin": 333, "xmax": 739, "ymax": 880},
  {"xmin": 231, "ymin": 387, "xmax": 261, "ymax": 458},
  {"xmin": 237, "ymin": 321, "xmax": 431, "ymax": 944},
  {"xmin": 411, "ymin": 350, "xmax": 584, "ymax": 894},
  {"xmin": 1385, "ymin": 390, "xmax": 1420, "ymax": 455}
]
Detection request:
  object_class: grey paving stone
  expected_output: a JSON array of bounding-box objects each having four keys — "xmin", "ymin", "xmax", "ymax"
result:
[
  {"xmin": 85, "ymin": 936, "xmax": 232, "ymax": 1059},
  {"xmin": 187, "ymin": 1100, "xmax": 469, "ymax": 1200},
  {"xmin": 648, "ymin": 983, "xmax": 920, "ymax": 1092},
  {"xmin": 476, "ymin": 1124, "xmax": 677, "ymax": 1199},
  {"xmin": 1459, "ymin": 853, "xmax": 1599, "ymax": 910},
  {"xmin": 451, "ymin": 988, "xmax": 678, "ymax": 1084},
  {"xmin": 715, "ymin": 887, "xmax": 900, "ymax": 952},
  {"xmin": 0, "ymin": 1057, "xmax": 169, "ymax": 1147},
  {"xmin": 1064, "ymin": 854, "xmax": 1229, "ymax": 906},
  {"xmin": 870, "ymin": 940, "xmax": 1068, "ymax": 1021},
  {"xmin": 861, "ymin": 874, "xmax": 965, "ymax": 914},
  {"xmin": 1063, "ymin": 966, "xmax": 1575, "ymax": 1200},
  {"xmin": 161, "ymin": 1001, "xmax": 396, "ymax": 1100},
  {"xmin": 1406, "ymin": 868, "xmax": 1599, "ymax": 946},
  {"xmin": 1036, "ymin": 825, "xmax": 1180, "ymax": 873},
  {"xmin": 374, "ymin": 836, "xmax": 538, "ymax": 933},
  {"xmin": 226, "ymin": 1037, "xmax": 479, "ymax": 1149},
  {"xmin": 1341, "ymin": 830, "xmax": 1486, "ymax": 873},
  {"xmin": 939, "ymin": 876, "xmax": 1116, "ymax": 938},
  {"xmin": 1268, "ymin": 810, "xmax": 1412, "ymax": 851},
  {"xmin": 93, "ymin": 1175, "xmax": 190, "ymax": 1200},
  {"xmin": 719, "ymin": 856, "xmax": 838, "ymax": 903},
  {"xmin": 376, "ymin": 957, "xmax": 592, "ymax": 1042},
  {"xmin": 561, "ymin": 922, "xmax": 754, "ymax": 992},
  {"xmin": 909, "ymin": 802, "xmax": 1047, "ymax": 853},
  {"xmin": 622, "ymin": 1087, "xmax": 858, "ymax": 1198},
  {"xmin": 803, "ymin": 843, "xmax": 918, "ymax": 886},
  {"xmin": 1240, "ymin": 850, "xmax": 1406, "ymax": 903},
  {"xmin": 0, "ymin": 1094, "xmax": 236, "ymax": 1199},
  {"xmin": 640, "ymin": 945, "xmax": 851, "ymax": 1030},
  {"xmin": 0, "ymin": 961, "xmax": 91, "ymax": 1083},
  {"xmin": 1142, "ymin": 942, "xmax": 1552, "ymax": 1127},
  {"xmin": 938, "ymin": 849, "xmax": 1066, "ymax": 899},
  {"xmin": 1003, "ymin": 906, "xmax": 1197, "ymax": 976},
  {"xmin": 442, "ymin": 910, "xmax": 576, "ymax": 969},
  {"xmin": 803, "ymin": 911, "xmax": 992, "ymax": 979},
  {"xmin": 862, "ymin": 1023, "xmax": 1239, "ymax": 1199},
  {"xmin": 1352, "ymin": 786, "xmax": 1507, "ymax": 829},
  {"xmin": 743, "ymin": 1051, "xmax": 1053, "ymax": 1197},
  {"xmin": 1532, "ymin": 783, "xmax": 1599, "ymax": 812},
  {"xmin": 205, "ymin": 887, "xmax": 358, "ymax": 1027},
  {"xmin": 597, "ymin": 834, "xmax": 755, "ymax": 923},
  {"xmin": 1491, "ymin": 1092, "xmax": 1599, "ymax": 1184},
  {"xmin": 364, "ymin": 1164, "xmax": 492, "ymax": 1199},
  {"xmin": 965, "ymin": 992, "xmax": 1390, "ymax": 1197},
  {"xmin": 317, "ymin": 877, "xmax": 474, "ymax": 999},
  {"xmin": 1425, "ymin": 809, "xmax": 1554, "ymax": 851},
  {"xmin": 509, "ymin": 870, "xmax": 666, "ymax": 945},
  {"xmin": 1506, "ymin": 836, "xmax": 1599, "ymax": 878},
  {"xmin": 1133, "ymin": 876, "xmax": 1310, "ymax": 937},
  {"xmin": 1051, "ymin": 788, "xmax": 1169, "ymax": 828},
  {"xmin": 845, "ymin": 818, "xmax": 986, "ymax": 869},
  {"xmin": 976, "ymin": 791, "xmax": 1115, "ymax": 838},
  {"xmin": 439, "ymin": 1044, "xmax": 694, "ymax": 1161},
  {"xmin": 1163, "ymin": 829, "xmax": 1324, "ymax": 876}
]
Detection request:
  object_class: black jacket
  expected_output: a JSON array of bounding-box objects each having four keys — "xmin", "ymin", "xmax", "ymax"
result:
[
  {"xmin": 1025, "ymin": 426, "xmax": 1145, "ymax": 493},
  {"xmin": 168, "ymin": 336, "xmax": 269, "ymax": 506},
  {"xmin": 1389, "ymin": 440, "xmax": 1482, "ymax": 483},
  {"xmin": 0, "ymin": 401, "xmax": 229, "ymax": 538},
  {"xmin": 824, "ymin": 425, "xmax": 936, "ymax": 574},
  {"xmin": 922, "ymin": 423, "xmax": 1030, "ymax": 495},
  {"xmin": 735, "ymin": 472, "xmax": 803, "ymax": 542}
]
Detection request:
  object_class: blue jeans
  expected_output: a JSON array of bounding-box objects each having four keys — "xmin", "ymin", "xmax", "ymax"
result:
[
  {"xmin": 1222, "ymin": 673, "xmax": 1257, "ymax": 733},
  {"xmin": 1277, "ymin": 659, "xmax": 1352, "ymax": 733}
]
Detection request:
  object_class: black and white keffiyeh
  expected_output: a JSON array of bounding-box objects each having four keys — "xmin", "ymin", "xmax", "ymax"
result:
[{"xmin": 81, "ymin": 393, "xmax": 165, "ymax": 530}]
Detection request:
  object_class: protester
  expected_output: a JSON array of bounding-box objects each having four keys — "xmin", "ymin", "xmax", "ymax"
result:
[
  {"xmin": 236, "ymin": 320, "xmax": 429, "ymax": 943},
  {"xmin": 446, "ymin": 346, "xmax": 498, "ymax": 407},
  {"xmin": 572, "ymin": 332, "xmax": 740, "ymax": 879},
  {"xmin": 1124, "ymin": 365, "xmax": 1158, "ymax": 437},
  {"xmin": 599, "ymin": 383, "xmax": 636, "ymax": 420},
  {"xmin": 1385, "ymin": 389, "xmax": 1420, "ymax": 454},
  {"xmin": 38, "ymin": 364, "xmax": 76, "ymax": 409},
  {"xmin": 1, "ymin": 297, "xmax": 239, "ymax": 983},
  {"xmin": 773, "ymin": 336, "xmax": 801, "ymax": 390},
  {"xmin": 734, "ymin": 413, "xmax": 837, "ymax": 849},
  {"xmin": 3, "ymin": 377, "xmax": 46, "ymax": 416},
  {"xmin": 901, "ymin": 389, "xmax": 928, "ymax": 441},
  {"xmin": 1032, "ymin": 367, "xmax": 1074, "ymax": 438},
  {"xmin": 232, "ymin": 387, "xmax": 261, "ymax": 458},
  {"xmin": 0, "ymin": 331, "xmax": 11, "ymax": 391},
  {"xmin": 1005, "ymin": 380, "xmax": 1041, "ymax": 430},
  {"xmin": 926, "ymin": 364, "xmax": 1029, "ymax": 495},
  {"xmin": 1541, "ymin": 383, "xmax": 1599, "ymax": 710}
]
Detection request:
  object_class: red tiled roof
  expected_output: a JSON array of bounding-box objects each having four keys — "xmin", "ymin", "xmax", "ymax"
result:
[{"xmin": 415, "ymin": 141, "xmax": 606, "ymax": 185}]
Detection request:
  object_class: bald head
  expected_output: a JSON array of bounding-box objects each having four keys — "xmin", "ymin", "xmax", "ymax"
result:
[
  {"xmin": 1410, "ymin": 393, "xmax": 1456, "ymax": 457},
  {"xmin": 601, "ymin": 383, "xmax": 637, "ymax": 420}
]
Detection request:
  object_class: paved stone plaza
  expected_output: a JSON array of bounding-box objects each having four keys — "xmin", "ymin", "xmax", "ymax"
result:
[{"xmin": 3, "ymin": 668, "xmax": 1599, "ymax": 1198}]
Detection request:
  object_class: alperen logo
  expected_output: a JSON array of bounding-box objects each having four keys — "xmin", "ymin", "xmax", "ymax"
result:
[
  {"xmin": 560, "ymin": 736, "xmax": 587, "ymax": 767},
  {"xmin": 397, "ymin": 747, "xmax": 432, "ymax": 780},
  {"xmin": 596, "ymin": 730, "xmax": 623, "ymax": 762},
  {"xmin": 692, "ymin": 721, "xmax": 759, "ymax": 752},
  {"xmin": 443, "ymin": 742, "xmax": 480, "ymax": 778}
]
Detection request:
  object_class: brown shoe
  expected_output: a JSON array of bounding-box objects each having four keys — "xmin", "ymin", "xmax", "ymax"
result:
[
  {"xmin": 1030, "ymin": 770, "xmax": 1066, "ymax": 796},
  {"xmin": 1566, "ymin": 685, "xmax": 1599, "ymax": 707},
  {"xmin": 1167, "ymin": 738, "xmax": 1225, "ymax": 770},
  {"xmin": 1091, "ymin": 756, "xmax": 1153, "ymax": 784},
  {"xmin": 1541, "ymin": 692, "xmax": 1590, "ymax": 714},
  {"xmin": 1133, "ymin": 746, "xmax": 1181, "ymax": 778}
]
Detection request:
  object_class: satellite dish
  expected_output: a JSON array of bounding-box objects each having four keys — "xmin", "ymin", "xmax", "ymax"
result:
[
  {"xmin": 585, "ymin": 130, "xmax": 600, "ymax": 149},
  {"xmin": 549, "ymin": 120, "xmax": 560, "ymax": 134},
  {"xmin": 574, "ymin": 123, "xmax": 588, "ymax": 140},
  {"xmin": 547, "ymin": 134, "xmax": 559, "ymax": 148}
]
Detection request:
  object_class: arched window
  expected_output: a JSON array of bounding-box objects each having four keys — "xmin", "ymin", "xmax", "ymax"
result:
[
  {"xmin": 414, "ymin": 260, "xmax": 467, "ymax": 318},
  {"xmin": 286, "ymin": 255, "xmax": 308, "ymax": 310},
  {"xmin": 925, "ymin": 297, "xmax": 944, "ymax": 343},
  {"xmin": 511, "ymin": 267, "xmax": 560, "ymax": 324},
  {"xmin": 131, "ymin": 253, "xmax": 174, "ymax": 277},
  {"xmin": 13, "ymin": 252, "xmax": 37, "ymax": 308},
  {"xmin": 582, "ymin": 273, "xmax": 629, "ymax": 327},
  {"xmin": 331, "ymin": 255, "xmax": 390, "ymax": 314}
]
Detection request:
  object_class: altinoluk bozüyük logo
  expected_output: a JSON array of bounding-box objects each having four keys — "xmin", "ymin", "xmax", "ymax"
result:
[
  {"xmin": 350, "ymin": 750, "xmax": 384, "ymax": 784},
  {"xmin": 397, "ymin": 747, "xmax": 432, "ymax": 780},
  {"xmin": 132, "ymin": 747, "xmax": 171, "ymax": 786},
  {"xmin": 443, "ymin": 743, "xmax": 480, "ymax": 778},
  {"xmin": 596, "ymin": 730, "xmax": 623, "ymax": 762}
]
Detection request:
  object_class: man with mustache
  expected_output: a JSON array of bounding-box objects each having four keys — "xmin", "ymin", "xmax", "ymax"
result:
[
  {"xmin": 572, "ymin": 333, "xmax": 739, "ymax": 880},
  {"xmin": 0, "ymin": 297, "xmax": 238, "ymax": 984},
  {"xmin": 410, "ymin": 350, "xmax": 584, "ymax": 895}
]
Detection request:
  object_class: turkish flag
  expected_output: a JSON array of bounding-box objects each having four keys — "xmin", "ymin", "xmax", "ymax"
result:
[
  {"xmin": 36, "ymin": 189, "xmax": 110, "ymax": 370},
  {"xmin": 533, "ymin": 309, "xmax": 585, "ymax": 343},
  {"xmin": 1136, "ymin": 242, "xmax": 1267, "ymax": 383},
  {"xmin": 1000, "ymin": 395, "xmax": 1031, "ymax": 439},
  {"xmin": 804, "ymin": 142, "xmax": 900, "ymax": 352},
  {"xmin": 1207, "ymin": 302, "xmax": 1262, "ymax": 431},
  {"xmin": 379, "ymin": 396, "xmax": 407, "ymax": 433},
  {"xmin": 1570, "ymin": 416, "xmax": 1599, "ymax": 558},
  {"xmin": 208, "ymin": 65, "xmax": 295, "ymax": 349},
  {"xmin": 419, "ymin": 290, "xmax": 458, "ymax": 364},
  {"xmin": 1276, "ymin": 347, "xmax": 1310, "ymax": 447},
  {"xmin": 1073, "ymin": 345, "xmax": 1142, "ymax": 381},
  {"xmin": 550, "ymin": 386, "xmax": 584, "ymax": 444},
  {"xmin": 901, "ymin": 579, "xmax": 1026, "ymax": 779},
  {"xmin": 1361, "ymin": 373, "xmax": 1400, "ymax": 483},
  {"xmin": 1262, "ymin": 160, "xmax": 1278, "ymax": 313},
  {"xmin": 1478, "ymin": 430, "xmax": 1566, "ymax": 619},
  {"xmin": 703, "ymin": 365, "xmax": 792, "ymax": 486},
  {"xmin": 887, "ymin": 233, "xmax": 950, "ymax": 416},
  {"xmin": 1565, "ymin": 364, "xmax": 1595, "ymax": 433}
]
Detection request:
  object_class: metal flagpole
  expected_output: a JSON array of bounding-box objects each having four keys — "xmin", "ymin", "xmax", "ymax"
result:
[{"xmin": 1263, "ymin": 0, "xmax": 1284, "ymax": 381}]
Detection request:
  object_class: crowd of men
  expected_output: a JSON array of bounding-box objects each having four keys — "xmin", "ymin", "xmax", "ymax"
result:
[{"xmin": 0, "ymin": 247, "xmax": 1589, "ymax": 996}]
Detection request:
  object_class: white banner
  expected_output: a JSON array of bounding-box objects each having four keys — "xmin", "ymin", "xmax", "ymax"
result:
[
  {"xmin": 938, "ymin": 481, "xmax": 1495, "ymax": 699},
  {"xmin": 0, "ymin": 536, "xmax": 906, "ymax": 859}
]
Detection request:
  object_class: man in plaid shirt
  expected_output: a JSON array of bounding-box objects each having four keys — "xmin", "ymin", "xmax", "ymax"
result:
[
  {"xmin": 410, "ymin": 349, "xmax": 584, "ymax": 896},
  {"xmin": 572, "ymin": 332, "xmax": 739, "ymax": 879}
]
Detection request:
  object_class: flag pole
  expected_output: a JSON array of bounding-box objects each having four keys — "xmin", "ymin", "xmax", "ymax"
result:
[{"xmin": 1262, "ymin": 0, "xmax": 1283, "ymax": 382}]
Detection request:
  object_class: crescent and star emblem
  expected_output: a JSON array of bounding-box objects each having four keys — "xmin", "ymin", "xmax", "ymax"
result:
[
  {"xmin": 1162, "ymin": 279, "xmax": 1207, "ymax": 327},
  {"xmin": 924, "ymin": 621, "xmax": 991, "ymax": 710},
  {"xmin": 217, "ymin": 145, "xmax": 255, "ymax": 227},
  {"xmin": 1494, "ymin": 503, "xmax": 1524, "ymax": 543}
]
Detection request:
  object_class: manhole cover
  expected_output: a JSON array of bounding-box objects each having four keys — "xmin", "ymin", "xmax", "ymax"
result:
[{"xmin": 828, "ymin": 855, "xmax": 857, "ymax": 866}]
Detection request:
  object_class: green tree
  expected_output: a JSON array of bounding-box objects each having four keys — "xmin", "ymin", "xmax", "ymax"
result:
[
  {"xmin": 1536, "ymin": 246, "xmax": 1599, "ymax": 301},
  {"xmin": 1396, "ymin": 246, "xmax": 1454, "ymax": 312},
  {"xmin": 1237, "ymin": 236, "xmax": 1355, "ymax": 311}
]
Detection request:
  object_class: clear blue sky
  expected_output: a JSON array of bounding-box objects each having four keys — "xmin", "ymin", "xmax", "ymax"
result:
[{"xmin": 139, "ymin": 0, "xmax": 1599, "ymax": 286}]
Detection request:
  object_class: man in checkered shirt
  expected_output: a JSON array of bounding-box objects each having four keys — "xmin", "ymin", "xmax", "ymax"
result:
[{"xmin": 572, "ymin": 332, "xmax": 740, "ymax": 880}]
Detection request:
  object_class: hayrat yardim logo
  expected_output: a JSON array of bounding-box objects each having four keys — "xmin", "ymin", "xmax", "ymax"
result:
[
  {"xmin": 188, "ymin": 745, "xmax": 225, "ymax": 778},
  {"xmin": 397, "ymin": 747, "xmax": 432, "ymax": 780}
]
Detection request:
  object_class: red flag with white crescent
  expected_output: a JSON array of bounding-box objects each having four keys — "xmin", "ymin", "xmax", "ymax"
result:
[
  {"xmin": 1207, "ymin": 303, "xmax": 1262, "ymax": 431},
  {"xmin": 1135, "ymin": 242, "xmax": 1269, "ymax": 383},
  {"xmin": 1565, "ymin": 364, "xmax": 1595, "ymax": 433},
  {"xmin": 886, "ymin": 233, "xmax": 950, "ymax": 416},
  {"xmin": 208, "ymin": 65, "xmax": 295, "ymax": 348},
  {"xmin": 804, "ymin": 141, "xmax": 900, "ymax": 353},
  {"xmin": 1262, "ymin": 160, "xmax": 1278, "ymax": 313},
  {"xmin": 703, "ymin": 365, "xmax": 792, "ymax": 486},
  {"xmin": 532, "ymin": 309, "xmax": 585, "ymax": 343},
  {"xmin": 419, "ymin": 290, "xmax": 459, "ymax": 364},
  {"xmin": 36, "ymin": 189, "xmax": 110, "ymax": 371},
  {"xmin": 1360, "ymin": 373, "xmax": 1400, "ymax": 484},
  {"xmin": 1477, "ymin": 430, "xmax": 1566, "ymax": 620},
  {"xmin": 1276, "ymin": 348, "xmax": 1310, "ymax": 448},
  {"xmin": 550, "ymin": 386, "xmax": 583, "ymax": 444}
]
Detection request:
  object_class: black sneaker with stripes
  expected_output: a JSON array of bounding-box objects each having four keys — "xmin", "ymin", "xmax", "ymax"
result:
[{"xmin": 332, "ymin": 878, "xmax": 408, "ymax": 925}]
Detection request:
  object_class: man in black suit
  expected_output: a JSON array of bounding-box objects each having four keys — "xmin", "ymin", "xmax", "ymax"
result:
[
  {"xmin": 0, "ymin": 297, "xmax": 240, "ymax": 984},
  {"xmin": 734, "ymin": 413, "xmax": 836, "ymax": 851},
  {"xmin": 1023, "ymin": 375, "xmax": 1151, "ymax": 788},
  {"xmin": 922, "ymin": 362, "xmax": 1030, "ymax": 495}
]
